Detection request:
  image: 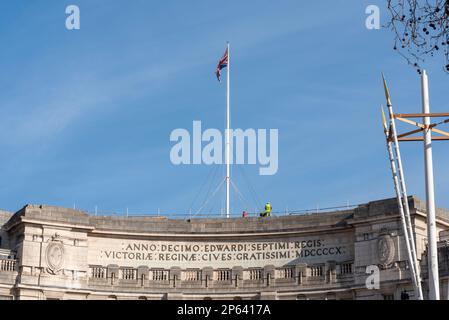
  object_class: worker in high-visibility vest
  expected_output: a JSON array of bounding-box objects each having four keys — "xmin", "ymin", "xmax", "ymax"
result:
[{"xmin": 260, "ymin": 202, "xmax": 272, "ymax": 217}]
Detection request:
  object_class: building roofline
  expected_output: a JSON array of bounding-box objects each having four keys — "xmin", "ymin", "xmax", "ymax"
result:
[{"xmin": 2, "ymin": 196, "xmax": 449, "ymax": 235}]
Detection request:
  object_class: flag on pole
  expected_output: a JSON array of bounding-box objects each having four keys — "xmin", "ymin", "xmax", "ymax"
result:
[{"xmin": 215, "ymin": 47, "xmax": 228, "ymax": 82}]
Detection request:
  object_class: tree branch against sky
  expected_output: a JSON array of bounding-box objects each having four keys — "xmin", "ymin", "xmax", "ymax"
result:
[{"xmin": 386, "ymin": 0, "xmax": 449, "ymax": 73}]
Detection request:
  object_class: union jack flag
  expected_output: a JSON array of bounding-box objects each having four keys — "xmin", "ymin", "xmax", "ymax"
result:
[{"xmin": 215, "ymin": 47, "xmax": 228, "ymax": 82}]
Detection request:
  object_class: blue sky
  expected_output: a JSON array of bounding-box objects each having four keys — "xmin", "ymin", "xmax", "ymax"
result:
[{"xmin": 0, "ymin": 0, "xmax": 448, "ymax": 216}]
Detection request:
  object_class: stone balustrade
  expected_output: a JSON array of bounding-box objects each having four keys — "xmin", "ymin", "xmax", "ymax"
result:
[
  {"xmin": 86, "ymin": 261, "xmax": 355, "ymax": 291},
  {"xmin": 0, "ymin": 259, "xmax": 16, "ymax": 272}
]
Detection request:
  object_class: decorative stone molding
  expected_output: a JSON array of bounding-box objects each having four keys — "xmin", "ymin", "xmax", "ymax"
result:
[
  {"xmin": 377, "ymin": 231, "xmax": 396, "ymax": 269},
  {"xmin": 45, "ymin": 233, "xmax": 65, "ymax": 275},
  {"xmin": 137, "ymin": 266, "xmax": 149, "ymax": 279},
  {"xmin": 170, "ymin": 266, "xmax": 181, "ymax": 278},
  {"xmin": 232, "ymin": 266, "xmax": 243, "ymax": 279}
]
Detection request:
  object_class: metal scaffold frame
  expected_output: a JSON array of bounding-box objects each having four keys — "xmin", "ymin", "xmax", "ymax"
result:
[
  {"xmin": 381, "ymin": 74, "xmax": 423, "ymax": 300},
  {"xmin": 381, "ymin": 71, "xmax": 449, "ymax": 300}
]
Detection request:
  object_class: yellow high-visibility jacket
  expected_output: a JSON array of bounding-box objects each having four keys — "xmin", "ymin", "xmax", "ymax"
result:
[{"xmin": 265, "ymin": 203, "xmax": 272, "ymax": 212}]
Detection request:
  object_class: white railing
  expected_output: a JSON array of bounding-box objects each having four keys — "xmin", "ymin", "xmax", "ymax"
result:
[
  {"xmin": 310, "ymin": 265, "xmax": 324, "ymax": 277},
  {"xmin": 340, "ymin": 263, "xmax": 353, "ymax": 275},
  {"xmin": 91, "ymin": 266, "xmax": 107, "ymax": 279},
  {"xmin": 121, "ymin": 268, "xmax": 137, "ymax": 280},
  {"xmin": 83, "ymin": 204, "xmax": 358, "ymax": 219},
  {"xmin": 183, "ymin": 269, "xmax": 201, "ymax": 281},
  {"xmin": 277, "ymin": 267, "xmax": 294, "ymax": 279},
  {"xmin": 152, "ymin": 269, "xmax": 169, "ymax": 281},
  {"xmin": 215, "ymin": 269, "xmax": 231, "ymax": 281},
  {"xmin": 0, "ymin": 259, "xmax": 16, "ymax": 272},
  {"xmin": 248, "ymin": 268, "xmax": 263, "ymax": 280}
]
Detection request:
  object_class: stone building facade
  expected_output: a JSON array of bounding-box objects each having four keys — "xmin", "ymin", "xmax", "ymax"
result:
[{"xmin": 0, "ymin": 196, "xmax": 448, "ymax": 300}]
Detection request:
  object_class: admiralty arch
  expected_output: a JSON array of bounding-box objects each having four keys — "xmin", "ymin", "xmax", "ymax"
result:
[{"xmin": 0, "ymin": 196, "xmax": 448, "ymax": 300}]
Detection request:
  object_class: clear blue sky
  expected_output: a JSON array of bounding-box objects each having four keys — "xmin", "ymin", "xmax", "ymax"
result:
[{"xmin": 0, "ymin": 0, "xmax": 448, "ymax": 215}]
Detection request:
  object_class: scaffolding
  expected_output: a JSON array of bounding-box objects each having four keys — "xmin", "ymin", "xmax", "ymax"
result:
[{"xmin": 381, "ymin": 71, "xmax": 449, "ymax": 300}]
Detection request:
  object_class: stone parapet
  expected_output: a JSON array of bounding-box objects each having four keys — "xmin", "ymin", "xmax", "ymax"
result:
[{"xmin": 0, "ymin": 196, "xmax": 448, "ymax": 300}]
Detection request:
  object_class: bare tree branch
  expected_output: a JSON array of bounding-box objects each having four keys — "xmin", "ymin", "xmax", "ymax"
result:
[{"xmin": 386, "ymin": 0, "xmax": 449, "ymax": 73}]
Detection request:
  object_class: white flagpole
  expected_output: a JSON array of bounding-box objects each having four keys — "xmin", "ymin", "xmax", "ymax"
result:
[
  {"xmin": 226, "ymin": 42, "xmax": 231, "ymax": 218},
  {"xmin": 421, "ymin": 70, "xmax": 440, "ymax": 300}
]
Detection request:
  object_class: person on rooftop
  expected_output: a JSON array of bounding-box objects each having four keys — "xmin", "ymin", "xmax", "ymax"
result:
[{"xmin": 260, "ymin": 202, "xmax": 272, "ymax": 217}]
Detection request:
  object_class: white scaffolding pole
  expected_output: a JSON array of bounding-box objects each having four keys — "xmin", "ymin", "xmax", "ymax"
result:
[
  {"xmin": 382, "ymin": 75, "xmax": 423, "ymax": 300},
  {"xmin": 381, "ymin": 106, "xmax": 423, "ymax": 300},
  {"xmin": 421, "ymin": 70, "xmax": 440, "ymax": 300}
]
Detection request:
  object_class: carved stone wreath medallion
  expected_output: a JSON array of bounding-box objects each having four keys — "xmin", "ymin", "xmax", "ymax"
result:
[
  {"xmin": 377, "ymin": 233, "xmax": 395, "ymax": 268},
  {"xmin": 45, "ymin": 234, "xmax": 65, "ymax": 275}
]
